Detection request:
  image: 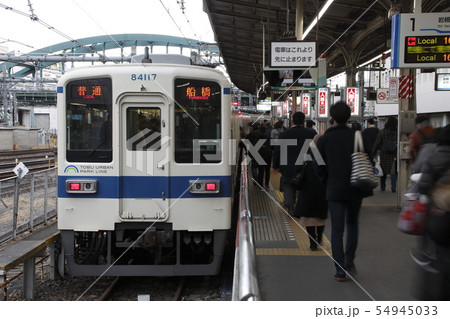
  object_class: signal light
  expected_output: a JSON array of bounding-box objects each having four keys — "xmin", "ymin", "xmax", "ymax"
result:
[
  {"xmin": 65, "ymin": 180, "xmax": 97, "ymax": 193},
  {"xmin": 189, "ymin": 180, "xmax": 220, "ymax": 194},
  {"xmin": 69, "ymin": 182, "xmax": 81, "ymax": 191}
]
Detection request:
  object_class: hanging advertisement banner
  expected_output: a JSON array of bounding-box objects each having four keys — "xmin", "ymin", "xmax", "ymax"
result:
[
  {"xmin": 277, "ymin": 105, "xmax": 282, "ymax": 117},
  {"xmin": 317, "ymin": 87, "xmax": 328, "ymax": 118},
  {"xmin": 346, "ymin": 87, "xmax": 360, "ymax": 116},
  {"xmin": 301, "ymin": 93, "xmax": 311, "ymax": 116},
  {"xmin": 283, "ymin": 100, "xmax": 289, "ymax": 116}
]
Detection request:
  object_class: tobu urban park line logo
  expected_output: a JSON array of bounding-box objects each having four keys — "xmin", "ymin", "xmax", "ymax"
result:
[{"xmin": 64, "ymin": 165, "xmax": 79, "ymax": 173}]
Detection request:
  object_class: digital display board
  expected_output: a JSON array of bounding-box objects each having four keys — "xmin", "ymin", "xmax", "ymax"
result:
[
  {"xmin": 391, "ymin": 13, "xmax": 450, "ymax": 68},
  {"xmin": 67, "ymin": 78, "xmax": 111, "ymax": 103},
  {"xmin": 71, "ymin": 84, "xmax": 105, "ymax": 100},
  {"xmin": 175, "ymin": 79, "xmax": 220, "ymax": 105},
  {"xmin": 404, "ymin": 35, "xmax": 450, "ymax": 64},
  {"xmin": 185, "ymin": 86, "xmax": 212, "ymax": 100}
]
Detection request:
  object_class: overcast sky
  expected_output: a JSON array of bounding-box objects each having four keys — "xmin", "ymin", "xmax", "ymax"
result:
[{"xmin": 0, "ymin": 0, "xmax": 215, "ymax": 54}]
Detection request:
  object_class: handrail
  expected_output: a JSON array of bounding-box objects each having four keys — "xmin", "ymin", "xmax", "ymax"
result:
[{"xmin": 235, "ymin": 154, "xmax": 260, "ymax": 301}]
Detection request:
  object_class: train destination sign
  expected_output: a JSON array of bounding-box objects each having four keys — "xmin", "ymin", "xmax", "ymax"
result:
[
  {"xmin": 68, "ymin": 78, "xmax": 111, "ymax": 103},
  {"xmin": 404, "ymin": 35, "xmax": 450, "ymax": 64},
  {"xmin": 391, "ymin": 12, "xmax": 450, "ymax": 68}
]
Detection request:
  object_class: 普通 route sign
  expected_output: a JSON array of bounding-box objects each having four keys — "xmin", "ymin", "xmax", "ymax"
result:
[{"xmin": 391, "ymin": 13, "xmax": 450, "ymax": 68}]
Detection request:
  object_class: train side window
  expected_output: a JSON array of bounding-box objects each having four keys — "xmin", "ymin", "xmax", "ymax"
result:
[
  {"xmin": 174, "ymin": 78, "xmax": 221, "ymax": 163},
  {"xmin": 126, "ymin": 107, "xmax": 161, "ymax": 151},
  {"xmin": 66, "ymin": 78, "xmax": 112, "ymax": 163}
]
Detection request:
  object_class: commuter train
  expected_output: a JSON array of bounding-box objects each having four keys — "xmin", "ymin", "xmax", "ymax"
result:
[{"xmin": 57, "ymin": 55, "xmax": 244, "ymax": 276}]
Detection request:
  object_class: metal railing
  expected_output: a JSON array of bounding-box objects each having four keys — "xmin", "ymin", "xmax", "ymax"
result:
[
  {"xmin": 233, "ymin": 155, "xmax": 260, "ymax": 301},
  {"xmin": 0, "ymin": 167, "xmax": 57, "ymax": 244}
]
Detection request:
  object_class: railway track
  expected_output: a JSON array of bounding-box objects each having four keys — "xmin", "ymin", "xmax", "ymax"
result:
[{"xmin": 0, "ymin": 148, "xmax": 57, "ymax": 180}]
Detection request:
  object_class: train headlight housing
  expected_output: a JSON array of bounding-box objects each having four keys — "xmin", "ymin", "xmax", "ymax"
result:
[
  {"xmin": 65, "ymin": 180, "xmax": 98, "ymax": 194},
  {"xmin": 189, "ymin": 180, "xmax": 220, "ymax": 194}
]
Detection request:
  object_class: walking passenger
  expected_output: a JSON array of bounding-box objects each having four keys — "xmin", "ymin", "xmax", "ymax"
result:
[
  {"xmin": 270, "ymin": 120, "xmax": 284, "ymax": 141},
  {"xmin": 244, "ymin": 122, "xmax": 261, "ymax": 184},
  {"xmin": 294, "ymin": 135, "xmax": 328, "ymax": 251},
  {"xmin": 316, "ymin": 102, "xmax": 371, "ymax": 282},
  {"xmin": 272, "ymin": 112, "xmax": 316, "ymax": 215},
  {"xmin": 362, "ymin": 118, "xmax": 379, "ymax": 164},
  {"xmin": 408, "ymin": 116, "xmax": 435, "ymax": 163},
  {"xmin": 416, "ymin": 124, "xmax": 450, "ymax": 300},
  {"xmin": 257, "ymin": 126, "xmax": 272, "ymax": 190},
  {"xmin": 372, "ymin": 116, "xmax": 398, "ymax": 192}
]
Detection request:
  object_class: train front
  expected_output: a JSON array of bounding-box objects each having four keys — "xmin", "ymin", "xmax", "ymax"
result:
[{"xmin": 57, "ymin": 64, "xmax": 233, "ymax": 276}]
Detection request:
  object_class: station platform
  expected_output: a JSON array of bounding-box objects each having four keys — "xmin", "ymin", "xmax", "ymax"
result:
[
  {"xmin": 0, "ymin": 220, "xmax": 60, "ymax": 300},
  {"xmin": 249, "ymin": 171, "xmax": 419, "ymax": 301}
]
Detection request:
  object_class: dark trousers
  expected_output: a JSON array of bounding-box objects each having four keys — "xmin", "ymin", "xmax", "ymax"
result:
[
  {"xmin": 258, "ymin": 164, "xmax": 271, "ymax": 187},
  {"xmin": 251, "ymin": 160, "xmax": 259, "ymax": 184},
  {"xmin": 328, "ymin": 198, "xmax": 363, "ymax": 276},
  {"xmin": 380, "ymin": 174, "xmax": 397, "ymax": 191}
]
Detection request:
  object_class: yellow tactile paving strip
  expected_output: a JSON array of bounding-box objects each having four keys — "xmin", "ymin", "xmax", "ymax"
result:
[{"xmin": 253, "ymin": 171, "xmax": 332, "ymax": 257}]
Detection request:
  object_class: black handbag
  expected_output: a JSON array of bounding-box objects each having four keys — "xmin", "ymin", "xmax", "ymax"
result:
[{"xmin": 291, "ymin": 162, "xmax": 308, "ymax": 190}]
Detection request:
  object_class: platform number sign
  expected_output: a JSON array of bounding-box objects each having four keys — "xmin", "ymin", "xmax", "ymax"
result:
[
  {"xmin": 391, "ymin": 13, "xmax": 450, "ymax": 68},
  {"xmin": 346, "ymin": 87, "xmax": 360, "ymax": 116}
]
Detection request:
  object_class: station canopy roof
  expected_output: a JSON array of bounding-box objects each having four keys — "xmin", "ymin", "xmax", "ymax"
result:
[{"xmin": 203, "ymin": 0, "xmax": 450, "ymax": 95}]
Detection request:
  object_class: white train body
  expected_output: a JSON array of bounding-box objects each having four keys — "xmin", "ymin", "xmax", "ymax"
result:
[{"xmin": 57, "ymin": 61, "xmax": 234, "ymax": 276}]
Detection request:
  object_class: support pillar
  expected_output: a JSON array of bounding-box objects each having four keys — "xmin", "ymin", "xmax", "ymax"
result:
[
  {"xmin": 23, "ymin": 258, "xmax": 35, "ymax": 300},
  {"xmin": 397, "ymin": 0, "xmax": 415, "ymax": 205},
  {"xmin": 0, "ymin": 271, "xmax": 6, "ymax": 301}
]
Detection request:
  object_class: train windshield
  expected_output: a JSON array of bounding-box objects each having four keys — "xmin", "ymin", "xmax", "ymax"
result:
[
  {"xmin": 65, "ymin": 78, "xmax": 112, "ymax": 163},
  {"xmin": 174, "ymin": 78, "xmax": 221, "ymax": 163}
]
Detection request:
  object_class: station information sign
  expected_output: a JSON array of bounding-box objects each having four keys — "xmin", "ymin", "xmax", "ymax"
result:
[
  {"xmin": 391, "ymin": 12, "xmax": 450, "ymax": 68},
  {"xmin": 270, "ymin": 41, "xmax": 317, "ymax": 68}
]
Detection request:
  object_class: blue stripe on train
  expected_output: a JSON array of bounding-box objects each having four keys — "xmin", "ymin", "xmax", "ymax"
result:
[{"xmin": 58, "ymin": 175, "xmax": 232, "ymax": 198}]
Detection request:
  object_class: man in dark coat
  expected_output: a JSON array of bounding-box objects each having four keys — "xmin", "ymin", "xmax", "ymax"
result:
[
  {"xmin": 362, "ymin": 118, "xmax": 379, "ymax": 163},
  {"xmin": 244, "ymin": 122, "xmax": 261, "ymax": 184},
  {"xmin": 272, "ymin": 112, "xmax": 317, "ymax": 214},
  {"xmin": 316, "ymin": 102, "xmax": 369, "ymax": 282}
]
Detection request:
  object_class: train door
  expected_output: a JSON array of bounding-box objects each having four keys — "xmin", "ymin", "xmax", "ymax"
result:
[{"xmin": 119, "ymin": 93, "xmax": 170, "ymax": 221}]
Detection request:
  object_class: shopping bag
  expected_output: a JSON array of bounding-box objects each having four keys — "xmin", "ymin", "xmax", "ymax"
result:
[
  {"xmin": 374, "ymin": 161, "xmax": 383, "ymax": 177},
  {"xmin": 397, "ymin": 191, "xmax": 428, "ymax": 235}
]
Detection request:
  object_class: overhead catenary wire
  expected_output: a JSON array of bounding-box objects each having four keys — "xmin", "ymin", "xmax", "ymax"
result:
[
  {"xmin": 0, "ymin": 2, "xmax": 110, "ymax": 59},
  {"xmin": 70, "ymin": 0, "xmax": 124, "ymax": 52}
]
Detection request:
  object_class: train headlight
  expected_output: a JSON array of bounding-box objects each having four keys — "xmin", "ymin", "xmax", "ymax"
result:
[
  {"xmin": 189, "ymin": 180, "xmax": 220, "ymax": 194},
  {"xmin": 65, "ymin": 180, "xmax": 98, "ymax": 194}
]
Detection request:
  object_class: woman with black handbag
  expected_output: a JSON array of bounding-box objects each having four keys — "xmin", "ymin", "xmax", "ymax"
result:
[
  {"xmin": 292, "ymin": 136, "xmax": 328, "ymax": 251},
  {"xmin": 372, "ymin": 116, "xmax": 398, "ymax": 192}
]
